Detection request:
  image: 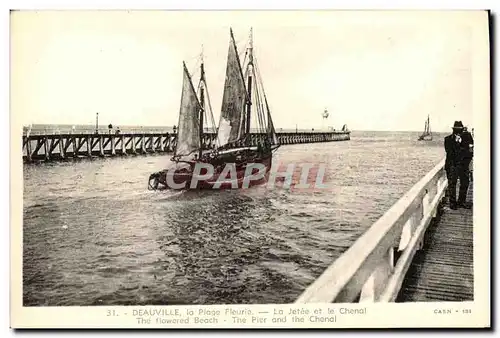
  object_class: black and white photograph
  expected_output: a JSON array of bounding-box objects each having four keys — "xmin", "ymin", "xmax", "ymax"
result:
[{"xmin": 10, "ymin": 9, "xmax": 490, "ymax": 328}]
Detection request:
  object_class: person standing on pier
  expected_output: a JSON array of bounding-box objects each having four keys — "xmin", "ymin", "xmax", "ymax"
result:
[
  {"xmin": 462, "ymin": 126, "xmax": 474, "ymax": 182},
  {"xmin": 444, "ymin": 121, "xmax": 473, "ymax": 209}
]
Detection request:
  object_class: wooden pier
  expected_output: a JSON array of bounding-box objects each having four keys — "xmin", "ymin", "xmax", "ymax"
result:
[
  {"xmin": 295, "ymin": 158, "xmax": 474, "ymax": 303},
  {"xmin": 22, "ymin": 131, "xmax": 350, "ymax": 163},
  {"xmin": 397, "ymin": 183, "xmax": 473, "ymax": 302}
]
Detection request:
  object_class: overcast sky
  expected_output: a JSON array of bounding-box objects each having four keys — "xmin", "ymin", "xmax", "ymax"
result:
[{"xmin": 11, "ymin": 10, "xmax": 487, "ymax": 131}]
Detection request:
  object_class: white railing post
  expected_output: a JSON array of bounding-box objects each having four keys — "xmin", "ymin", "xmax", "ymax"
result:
[
  {"xmin": 359, "ymin": 248, "xmax": 394, "ymax": 302},
  {"xmin": 398, "ymin": 217, "xmax": 414, "ymax": 252}
]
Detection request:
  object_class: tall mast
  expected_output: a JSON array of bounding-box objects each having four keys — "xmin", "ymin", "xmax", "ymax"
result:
[
  {"xmin": 245, "ymin": 28, "xmax": 253, "ymax": 136},
  {"xmin": 199, "ymin": 45, "xmax": 205, "ymax": 158}
]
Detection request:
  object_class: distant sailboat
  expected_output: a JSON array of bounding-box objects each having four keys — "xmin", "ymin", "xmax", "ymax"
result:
[
  {"xmin": 148, "ymin": 28, "xmax": 280, "ymax": 190},
  {"xmin": 418, "ymin": 115, "xmax": 432, "ymax": 141}
]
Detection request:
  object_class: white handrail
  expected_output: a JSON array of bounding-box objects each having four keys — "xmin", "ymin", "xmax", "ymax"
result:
[{"xmin": 295, "ymin": 157, "xmax": 448, "ymax": 303}]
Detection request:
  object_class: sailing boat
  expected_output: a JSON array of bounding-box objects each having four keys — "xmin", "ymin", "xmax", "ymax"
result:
[
  {"xmin": 418, "ymin": 114, "xmax": 432, "ymax": 141},
  {"xmin": 148, "ymin": 28, "xmax": 280, "ymax": 190}
]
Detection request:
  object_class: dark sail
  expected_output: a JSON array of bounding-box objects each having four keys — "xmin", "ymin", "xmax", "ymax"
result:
[
  {"xmin": 418, "ymin": 115, "xmax": 432, "ymax": 141},
  {"xmin": 264, "ymin": 95, "xmax": 279, "ymax": 145},
  {"xmin": 175, "ymin": 62, "xmax": 202, "ymax": 157},
  {"xmin": 216, "ymin": 29, "xmax": 249, "ymax": 147}
]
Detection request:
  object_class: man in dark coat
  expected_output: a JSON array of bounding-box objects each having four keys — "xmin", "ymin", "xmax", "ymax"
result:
[
  {"xmin": 461, "ymin": 126, "xmax": 474, "ymax": 181},
  {"xmin": 444, "ymin": 121, "xmax": 473, "ymax": 209}
]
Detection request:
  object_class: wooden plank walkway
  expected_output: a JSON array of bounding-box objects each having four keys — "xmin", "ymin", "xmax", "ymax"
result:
[{"xmin": 397, "ymin": 181, "xmax": 473, "ymax": 302}]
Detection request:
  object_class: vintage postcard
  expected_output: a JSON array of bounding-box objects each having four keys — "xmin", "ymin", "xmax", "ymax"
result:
[{"xmin": 10, "ymin": 9, "xmax": 490, "ymax": 329}]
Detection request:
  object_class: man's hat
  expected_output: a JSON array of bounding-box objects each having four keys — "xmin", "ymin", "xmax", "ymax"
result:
[{"xmin": 452, "ymin": 121, "xmax": 464, "ymax": 129}]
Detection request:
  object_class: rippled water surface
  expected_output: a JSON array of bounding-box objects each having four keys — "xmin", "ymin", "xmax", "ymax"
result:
[{"xmin": 23, "ymin": 131, "xmax": 446, "ymax": 306}]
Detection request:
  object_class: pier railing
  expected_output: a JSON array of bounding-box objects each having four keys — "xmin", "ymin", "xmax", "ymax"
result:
[
  {"xmin": 295, "ymin": 158, "xmax": 448, "ymax": 303},
  {"xmin": 22, "ymin": 129, "xmax": 350, "ymax": 136}
]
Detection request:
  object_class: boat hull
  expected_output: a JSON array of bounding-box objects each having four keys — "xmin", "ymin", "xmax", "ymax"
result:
[
  {"xmin": 418, "ymin": 134, "xmax": 433, "ymax": 141},
  {"xmin": 149, "ymin": 151, "xmax": 273, "ymax": 191}
]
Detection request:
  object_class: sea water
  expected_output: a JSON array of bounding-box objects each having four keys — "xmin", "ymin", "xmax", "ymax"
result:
[{"xmin": 22, "ymin": 130, "xmax": 445, "ymax": 305}]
